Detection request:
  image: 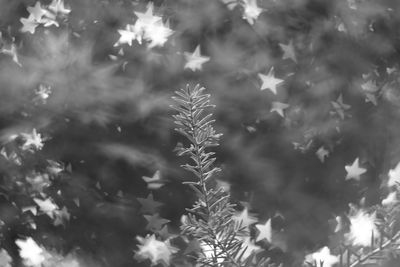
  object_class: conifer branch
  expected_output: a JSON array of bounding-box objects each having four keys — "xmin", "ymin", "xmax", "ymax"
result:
[
  {"xmin": 172, "ymin": 84, "xmax": 269, "ymax": 266},
  {"xmin": 348, "ymin": 231, "xmax": 400, "ymax": 267}
]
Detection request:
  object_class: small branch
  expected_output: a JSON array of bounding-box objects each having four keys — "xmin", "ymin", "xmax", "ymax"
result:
[{"xmin": 349, "ymin": 231, "xmax": 400, "ymax": 267}]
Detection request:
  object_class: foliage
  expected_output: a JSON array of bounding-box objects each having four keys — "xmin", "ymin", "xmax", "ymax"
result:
[{"xmin": 172, "ymin": 84, "xmax": 272, "ymax": 266}]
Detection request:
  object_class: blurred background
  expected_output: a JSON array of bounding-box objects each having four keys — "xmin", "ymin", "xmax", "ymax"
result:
[{"xmin": 1, "ymin": 0, "xmax": 400, "ymax": 266}]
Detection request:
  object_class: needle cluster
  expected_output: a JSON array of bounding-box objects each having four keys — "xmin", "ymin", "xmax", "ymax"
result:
[{"xmin": 172, "ymin": 84, "xmax": 270, "ymax": 266}]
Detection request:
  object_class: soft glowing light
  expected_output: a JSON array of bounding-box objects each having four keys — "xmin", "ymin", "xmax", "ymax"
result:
[
  {"xmin": 242, "ymin": 0, "xmax": 262, "ymax": 25},
  {"xmin": 16, "ymin": 237, "xmax": 46, "ymax": 267},
  {"xmin": 305, "ymin": 246, "xmax": 338, "ymax": 267},
  {"xmin": 135, "ymin": 234, "xmax": 176, "ymax": 266},
  {"xmin": 144, "ymin": 22, "xmax": 173, "ymax": 48},
  {"xmin": 346, "ymin": 209, "xmax": 379, "ymax": 246},
  {"xmin": 21, "ymin": 129, "xmax": 44, "ymax": 151}
]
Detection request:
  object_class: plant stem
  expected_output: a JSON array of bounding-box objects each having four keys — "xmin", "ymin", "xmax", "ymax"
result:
[{"xmin": 349, "ymin": 231, "xmax": 400, "ymax": 267}]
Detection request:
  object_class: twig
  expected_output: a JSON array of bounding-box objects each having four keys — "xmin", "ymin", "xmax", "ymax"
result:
[{"xmin": 349, "ymin": 231, "xmax": 400, "ymax": 267}]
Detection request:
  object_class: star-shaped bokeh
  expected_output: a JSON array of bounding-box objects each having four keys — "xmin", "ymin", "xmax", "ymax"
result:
[
  {"xmin": 137, "ymin": 193, "xmax": 163, "ymax": 214},
  {"xmin": 258, "ymin": 67, "xmax": 284, "ymax": 94},
  {"xmin": 305, "ymin": 246, "xmax": 338, "ymax": 267},
  {"xmin": 184, "ymin": 45, "xmax": 210, "ymax": 71},
  {"xmin": 144, "ymin": 213, "xmax": 170, "ymax": 231},
  {"xmin": 345, "ymin": 157, "xmax": 366, "ymax": 181},
  {"xmin": 255, "ymin": 218, "xmax": 272, "ymax": 242},
  {"xmin": 270, "ymin": 101, "xmax": 289, "ymax": 117},
  {"xmin": 279, "ymin": 40, "xmax": 297, "ymax": 63}
]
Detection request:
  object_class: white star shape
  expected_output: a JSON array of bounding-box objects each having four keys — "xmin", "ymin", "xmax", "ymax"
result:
[
  {"xmin": 184, "ymin": 45, "xmax": 210, "ymax": 71},
  {"xmin": 115, "ymin": 24, "xmax": 139, "ymax": 46},
  {"xmin": 134, "ymin": 2, "xmax": 162, "ymax": 29},
  {"xmin": 20, "ymin": 15, "xmax": 39, "ymax": 34},
  {"xmin": 270, "ymin": 101, "xmax": 289, "ymax": 117},
  {"xmin": 258, "ymin": 67, "xmax": 284, "ymax": 94},
  {"xmin": 144, "ymin": 21, "xmax": 173, "ymax": 48},
  {"xmin": 345, "ymin": 157, "xmax": 366, "ymax": 181},
  {"xmin": 255, "ymin": 218, "xmax": 272, "ymax": 242},
  {"xmin": 242, "ymin": 0, "xmax": 262, "ymax": 25},
  {"xmin": 27, "ymin": 2, "xmax": 47, "ymax": 21},
  {"xmin": 135, "ymin": 234, "xmax": 176, "ymax": 266},
  {"xmin": 279, "ymin": 40, "xmax": 297, "ymax": 63}
]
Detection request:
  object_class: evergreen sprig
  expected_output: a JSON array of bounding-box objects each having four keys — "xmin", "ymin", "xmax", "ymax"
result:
[
  {"xmin": 345, "ymin": 201, "xmax": 400, "ymax": 267},
  {"xmin": 172, "ymin": 84, "xmax": 270, "ymax": 266}
]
